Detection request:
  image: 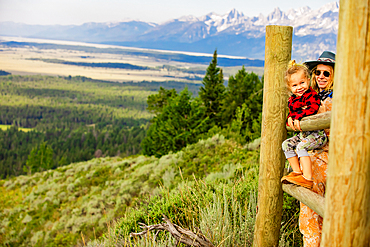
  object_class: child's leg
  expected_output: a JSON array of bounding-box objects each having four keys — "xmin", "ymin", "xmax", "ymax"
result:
[
  {"xmin": 296, "ymin": 130, "xmax": 327, "ymax": 180},
  {"xmin": 282, "ymin": 135, "xmax": 302, "ymax": 173},
  {"xmin": 287, "ymin": 156, "xmax": 301, "ymax": 173},
  {"xmin": 299, "ymin": 156, "xmax": 312, "ymax": 180}
]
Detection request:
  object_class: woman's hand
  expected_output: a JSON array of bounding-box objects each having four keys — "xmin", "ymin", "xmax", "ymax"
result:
[{"xmin": 317, "ymin": 102, "xmax": 326, "ymax": 114}]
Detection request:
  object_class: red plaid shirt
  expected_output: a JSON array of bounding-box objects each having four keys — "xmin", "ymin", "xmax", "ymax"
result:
[{"xmin": 287, "ymin": 87, "xmax": 321, "ymax": 123}]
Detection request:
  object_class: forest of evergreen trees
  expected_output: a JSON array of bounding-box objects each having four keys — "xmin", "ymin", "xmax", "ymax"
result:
[
  {"xmin": 0, "ymin": 50, "xmax": 263, "ymax": 179},
  {"xmin": 142, "ymin": 50, "xmax": 263, "ymax": 157},
  {"xmin": 0, "ymin": 75, "xmax": 153, "ymax": 178}
]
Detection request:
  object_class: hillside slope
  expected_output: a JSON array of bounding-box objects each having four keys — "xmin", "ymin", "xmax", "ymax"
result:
[{"xmin": 0, "ymin": 135, "xmax": 261, "ymax": 246}]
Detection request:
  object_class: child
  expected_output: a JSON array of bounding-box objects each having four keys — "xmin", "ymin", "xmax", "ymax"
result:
[{"xmin": 280, "ymin": 60, "xmax": 327, "ymax": 189}]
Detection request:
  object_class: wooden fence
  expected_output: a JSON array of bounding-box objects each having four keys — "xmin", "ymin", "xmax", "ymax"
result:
[{"xmin": 253, "ymin": 1, "xmax": 370, "ymax": 245}]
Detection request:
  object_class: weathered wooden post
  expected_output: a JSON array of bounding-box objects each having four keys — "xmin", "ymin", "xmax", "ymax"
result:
[
  {"xmin": 253, "ymin": 25, "xmax": 292, "ymax": 246},
  {"xmin": 321, "ymin": 0, "xmax": 370, "ymax": 246}
]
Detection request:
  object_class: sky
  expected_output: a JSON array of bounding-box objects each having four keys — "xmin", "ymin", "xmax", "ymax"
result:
[{"xmin": 0, "ymin": 0, "xmax": 337, "ymax": 25}]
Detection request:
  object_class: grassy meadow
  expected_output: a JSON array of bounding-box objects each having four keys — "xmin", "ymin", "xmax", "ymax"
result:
[
  {"xmin": 0, "ymin": 46, "xmax": 196, "ymax": 83},
  {"xmin": 0, "ymin": 46, "xmax": 205, "ymax": 83},
  {"xmin": 0, "ymin": 124, "xmax": 34, "ymax": 132},
  {"xmin": 0, "ymin": 36, "xmax": 264, "ymax": 84},
  {"xmin": 0, "ymin": 38, "xmax": 204, "ymax": 83}
]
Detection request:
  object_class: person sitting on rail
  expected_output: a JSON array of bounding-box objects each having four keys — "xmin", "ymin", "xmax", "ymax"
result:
[{"xmin": 280, "ymin": 60, "xmax": 327, "ymax": 189}]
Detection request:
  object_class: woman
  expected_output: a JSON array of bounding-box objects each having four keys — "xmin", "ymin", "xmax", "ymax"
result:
[{"xmin": 299, "ymin": 51, "xmax": 335, "ymax": 246}]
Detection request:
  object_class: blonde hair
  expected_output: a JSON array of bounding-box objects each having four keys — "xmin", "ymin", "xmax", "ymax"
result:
[
  {"xmin": 311, "ymin": 65, "xmax": 334, "ymax": 93},
  {"xmin": 284, "ymin": 60, "xmax": 310, "ymax": 89}
]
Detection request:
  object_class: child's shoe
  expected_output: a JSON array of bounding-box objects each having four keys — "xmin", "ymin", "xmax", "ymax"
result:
[
  {"xmin": 281, "ymin": 171, "xmax": 302, "ymax": 184},
  {"xmin": 283, "ymin": 175, "xmax": 313, "ymax": 189}
]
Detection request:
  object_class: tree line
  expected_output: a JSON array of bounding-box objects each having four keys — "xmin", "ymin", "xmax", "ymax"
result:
[
  {"xmin": 142, "ymin": 50, "xmax": 263, "ymax": 157},
  {"xmin": 0, "ymin": 124, "xmax": 146, "ymax": 178}
]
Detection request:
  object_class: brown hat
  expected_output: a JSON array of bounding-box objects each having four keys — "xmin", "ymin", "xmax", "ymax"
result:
[{"xmin": 304, "ymin": 51, "xmax": 335, "ymax": 71}]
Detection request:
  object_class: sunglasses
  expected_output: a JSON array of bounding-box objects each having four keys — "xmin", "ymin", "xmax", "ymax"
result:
[{"xmin": 315, "ymin": 70, "xmax": 331, "ymax": 77}]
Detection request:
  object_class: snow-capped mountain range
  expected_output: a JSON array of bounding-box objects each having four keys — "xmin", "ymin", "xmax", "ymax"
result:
[
  {"xmin": 0, "ymin": 2, "xmax": 339, "ymax": 61},
  {"xmin": 173, "ymin": 1, "xmax": 338, "ymax": 37}
]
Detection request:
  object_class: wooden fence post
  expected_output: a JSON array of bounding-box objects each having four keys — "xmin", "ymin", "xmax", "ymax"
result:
[
  {"xmin": 321, "ymin": 0, "xmax": 370, "ymax": 246},
  {"xmin": 253, "ymin": 25, "xmax": 292, "ymax": 247}
]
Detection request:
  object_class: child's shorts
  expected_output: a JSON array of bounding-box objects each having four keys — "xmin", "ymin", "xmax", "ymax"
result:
[{"xmin": 282, "ymin": 130, "xmax": 327, "ymax": 159}]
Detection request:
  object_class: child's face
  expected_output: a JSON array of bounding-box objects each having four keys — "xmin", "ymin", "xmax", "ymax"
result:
[{"xmin": 289, "ymin": 70, "xmax": 310, "ymax": 97}]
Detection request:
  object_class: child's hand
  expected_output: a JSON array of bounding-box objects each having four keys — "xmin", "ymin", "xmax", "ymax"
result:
[
  {"xmin": 287, "ymin": 117, "xmax": 296, "ymax": 131},
  {"xmin": 293, "ymin": 119, "xmax": 302, "ymax": 131}
]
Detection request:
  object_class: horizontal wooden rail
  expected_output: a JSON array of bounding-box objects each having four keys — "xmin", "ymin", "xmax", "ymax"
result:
[
  {"xmin": 286, "ymin": 111, "xmax": 331, "ymax": 132},
  {"xmin": 282, "ymin": 184, "xmax": 325, "ymax": 217}
]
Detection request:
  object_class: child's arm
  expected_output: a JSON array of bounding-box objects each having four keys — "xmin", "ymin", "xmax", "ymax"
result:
[{"xmin": 287, "ymin": 97, "xmax": 298, "ymax": 127}]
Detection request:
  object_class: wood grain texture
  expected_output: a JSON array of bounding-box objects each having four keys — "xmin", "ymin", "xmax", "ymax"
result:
[
  {"xmin": 253, "ymin": 25, "xmax": 292, "ymax": 247},
  {"xmin": 321, "ymin": 0, "xmax": 370, "ymax": 246},
  {"xmin": 286, "ymin": 111, "xmax": 331, "ymax": 132},
  {"xmin": 282, "ymin": 184, "xmax": 325, "ymax": 217}
]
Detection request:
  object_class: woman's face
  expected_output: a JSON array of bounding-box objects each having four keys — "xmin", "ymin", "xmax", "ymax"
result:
[{"xmin": 315, "ymin": 64, "xmax": 334, "ymax": 91}]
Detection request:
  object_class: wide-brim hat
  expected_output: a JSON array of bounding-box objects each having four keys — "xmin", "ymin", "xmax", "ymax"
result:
[{"xmin": 304, "ymin": 51, "xmax": 336, "ymax": 71}]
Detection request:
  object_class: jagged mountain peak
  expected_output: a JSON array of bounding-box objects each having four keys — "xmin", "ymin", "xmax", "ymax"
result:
[
  {"xmin": 285, "ymin": 6, "xmax": 311, "ymax": 20},
  {"xmin": 268, "ymin": 7, "xmax": 290, "ymax": 22},
  {"xmin": 175, "ymin": 15, "xmax": 201, "ymax": 23},
  {"xmin": 321, "ymin": 1, "xmax": 339, "ymax": 12},
  {"xmin": 226, "ymin": 8, "xmax": 244, "ymax": 19},
  {"xmin": 268, "ymin": 7, "xmax": 283, "ymax": 17}
]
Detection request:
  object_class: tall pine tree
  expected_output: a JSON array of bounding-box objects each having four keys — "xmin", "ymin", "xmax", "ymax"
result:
[
  {"xmin": 24, "ymin": 142, "xmax": 54, "ymax": 174},
  {"xmin": 220, "ymin": 67, "xmax": 263, "ymax": 143},
  {"xmin": 199, "ymin": 50, "xmax": 225, "ymax": 126},
  {"xmin": 220, "ymin": 66, "xmax": 263, "ymax": 126},
  {"xmin": 142, "ymin": 88, "xmax": 210, "ymax": 157},
  {"xmin": 146, "ymin": 87, "xmax": 178, "ymax": 114}
]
